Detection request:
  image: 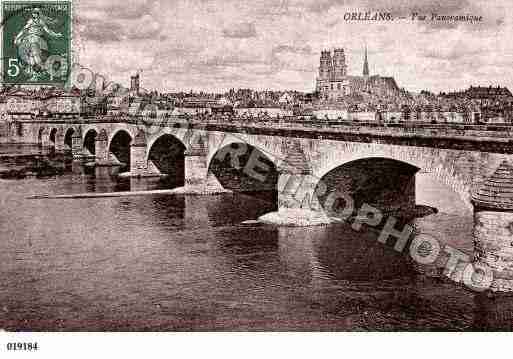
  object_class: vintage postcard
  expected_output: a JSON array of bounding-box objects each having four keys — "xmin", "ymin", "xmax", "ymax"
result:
[{"xmin": 0, "ymin": 0, "xmax": 512, "ymax": 356}]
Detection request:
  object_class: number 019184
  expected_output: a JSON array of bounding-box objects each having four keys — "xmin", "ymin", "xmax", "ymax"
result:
[{"xmin": 6, "ymin": 342, "xmax": 39, "ymax": 351}]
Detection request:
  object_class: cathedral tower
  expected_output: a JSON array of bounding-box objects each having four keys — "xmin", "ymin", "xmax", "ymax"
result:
[
  {"xmin": 332, "ymin": 48, "xmax": 347, "ymax": 80},
  {"xmin": 318, "ymin": 50, "xmax": 332, "ymax": 81},
  {"xmin": 130, "ymin": 73, "xmax": 140, "ymax": 95},
  {"xmin": 363, "ymin": 45, "xmax": 369, "ymax": 80},
  {"xmin": 316, "ymin": 50, "xmax": 332, "ymax": 96}
]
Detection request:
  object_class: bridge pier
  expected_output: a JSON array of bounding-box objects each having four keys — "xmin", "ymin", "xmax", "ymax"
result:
[
  {"xmin": 94, "ymin": 129, "xmax": 113, "ymax": 165},
  {"xmin": 259, "ymin": 141, "xmax": 331, "ymax": 226},
  {"xmin": 71, "ymin": 130, "xmax": 84, "ymax": 159},
  {"xmin": 473, "ymin": 161, "xmax": 513, "ymax": 292},
  {"xmin": 277, "ymin": 172, "xmax": 322, "ymax": 211},
  {"xmin": 39, "ymin": 128, "xmax": 52, "ymax": 148},
  {"xmin": 258, "ymin": 171, "xmax": 331, "ymax": 226},
  {"xmin": 176, "ymin": 137, "xmax": 227, "ymax": 194},
  {"xmin": 54, "ymin": 128, "xmax": 65, "ymax": 153},
  {"xmin": 119, "ymin": 130, "xmax": 161, "ymax": 178},
  {"xmin": 89, "ymin": 129, "xmax": 124, "ymax": 166}
]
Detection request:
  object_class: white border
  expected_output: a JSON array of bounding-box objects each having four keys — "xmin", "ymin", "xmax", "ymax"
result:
[{"xmin": 1, "ymin": 333, "xmax": 512, "ymax": 359}]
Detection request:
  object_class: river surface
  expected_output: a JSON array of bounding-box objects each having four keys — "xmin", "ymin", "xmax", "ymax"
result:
[{"xmin": 0, "ymin": 144, "xmax": 511, "ymax": 331}]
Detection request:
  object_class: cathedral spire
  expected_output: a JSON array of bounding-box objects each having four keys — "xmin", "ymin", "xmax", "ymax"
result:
[{"xmin": 363, "ymin": 44, "xmax": 369, "ymax": 78}]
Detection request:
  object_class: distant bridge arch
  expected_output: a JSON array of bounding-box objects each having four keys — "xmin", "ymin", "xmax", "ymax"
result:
[
  {"xmin": 48, "ymin": 128, "xmax": 58, "ymax": 147},
  {"xmin": 37, "ymin": 127, "xmax": 47, "ymax": 146},
  {"xmin": 146, "ymin": 129, "xmax": 187, "ymax": 159},
  {"xmin": 108, "ymin": 129, "xmax": 133, "ymax": 168},
  {"xmin": 83, "ymin": 128, "xmax": 98, "ymax": 156},
  {"xmin": 107, "ymin": 128, "xmax": 136, "ymax": 151},
  {"xmin": 206, "ymin": 132, "xmax": 283, "ymax": 170},
  {"xmin": 315, "ymin": 157, "xmax": 420, "ymax": 215},
  {"xmin": 207, "ymin": 141, "xmax": 280, "ymax": 202},
  {"xmin": 146, "ymin": 132, "xmax": 186, "ymax": 186},
  {"xmin": 64, "ymin": 127, "xmax": 76, "ymax": 151}
]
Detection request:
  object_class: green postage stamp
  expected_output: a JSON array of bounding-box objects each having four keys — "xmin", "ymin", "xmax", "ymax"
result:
[{"xmin": 1, "ymin": 0, "xmax": 71, "ymax": 85}]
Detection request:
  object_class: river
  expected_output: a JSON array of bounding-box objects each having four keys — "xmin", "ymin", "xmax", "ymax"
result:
[{"xmin": 0, "ymin": 144, "xmax": 511, "ymax": 331}]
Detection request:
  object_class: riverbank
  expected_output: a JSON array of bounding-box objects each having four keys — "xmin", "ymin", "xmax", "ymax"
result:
[{"xmin": 0, "ymin": 153, "xmax": 68, "ymax": 179}]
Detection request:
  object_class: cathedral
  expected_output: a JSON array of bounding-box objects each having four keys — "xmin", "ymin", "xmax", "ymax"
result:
[{"xmin": 315, "ymin": 47, "xmax": 400, "ymax": 101}]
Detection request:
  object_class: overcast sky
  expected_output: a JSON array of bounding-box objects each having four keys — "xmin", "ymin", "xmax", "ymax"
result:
[{"xmin": 75, "ymin": 0, "xmax": 512, "ymax": 93}]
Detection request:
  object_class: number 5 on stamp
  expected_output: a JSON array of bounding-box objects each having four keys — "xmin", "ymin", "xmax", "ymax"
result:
[{"xmin": 1, "ymin": 0, "xmax": 71, "ymax": 85}]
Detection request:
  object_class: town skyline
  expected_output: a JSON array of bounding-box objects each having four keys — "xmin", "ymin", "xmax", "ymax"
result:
[{"xmin": 76, "ymin": 0, "xmax": 511, "ymax": 94}]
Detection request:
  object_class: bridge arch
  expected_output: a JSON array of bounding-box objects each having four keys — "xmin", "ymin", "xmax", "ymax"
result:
[
  {"xmin": 83, "ymin": 128, "xmax": 98, "ymax": 156},
  {"xmin": 208, "ymin": 141, "xmax": 280, "ymax": 203},
  {"xmin": 64, "ymin": 127, "xmax": 76, "ymax": 151},
  {"xmin": 147, "ymin": 133, "xmax": 186, "ymax": 186},
  {"xmin": 314, "ymin": 145, "xmax": 472, "ymax": 211},
  {"xmin": 48, "ymin": 128, "xmax": 58, "ymax": 147},
  {"xmin": 146, "ymin": 128, "xmax": 188, "ymax": 158},
  {"xmin": 315, "ymin": 157, "xmax": 420, "ymax": 217},
  {"xmin": 108, "ymin": 129, "xmax": 133, "ymax": 169},
  {"xmin": 107, "ymin": 127, "xmax": 136, "ymax": 150},
  {"xmin": 207, "ymin": 133, "xmax": 283, "ymax": 169},
  {"xmin": 37, "ymin": 127, "xmax": 46, "ymax": 146}
]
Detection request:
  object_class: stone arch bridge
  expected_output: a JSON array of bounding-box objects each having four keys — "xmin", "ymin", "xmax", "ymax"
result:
[
  {"xmin": 22, "ymin": 119, "xmax": 512, "ymax": 211},
  {"xmin": 13, "ymin": 118, "xmax": 513, "ymax": 292}
]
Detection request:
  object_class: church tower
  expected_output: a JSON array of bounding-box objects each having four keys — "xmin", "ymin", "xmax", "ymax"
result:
[
  {"xmin": 332, "ymin": 48, "xmax": 347, "ymax": 80},
  {"xmin": 316, "ymin": 50, "xmax": 332, "ymax": 97},
  {"xmin": 363, "ymin": 45, "xmax": 369, "ymax": 80},
  {"xmin": 318, "ymin": 50, "xmax": 332, "ymax": 81},
  {"xmin": 130, "ymin": 73, "xmax": 140, "ymax": 95}
]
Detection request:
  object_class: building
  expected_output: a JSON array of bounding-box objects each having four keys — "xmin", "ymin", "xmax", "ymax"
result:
[
  {"xmin": 175, "ymin": 97, "xmax": 218, "ymax": 115},
  {"xmin": 4, "ymin": 89, "xmax": 42, "ymax": 114},
  {"xmin": 234, "ymin": 106, "xmax": 292, "ymax": 118},
  {"xmin": 443, "ymin": 86, "xmax": 513, "ymax": 104},
  {"xmin": 130, "ymin": 73, "xmax": 140, "ymax": 96},
  {"xmin": 441, "ymin": 85, "xmax": 513, "ymax": 123},
  {"xmin": 315, "ymin": 46, "xmax": 400, "ymax": 101},
  {"xmin": 278, "ymin": 92, "xmax": 294, "ymax": 105},
  {"xmin": 107, "ymin": 94, "xmax": 129, "ymax": 115},
  {"xmin": 2, "ymin": 88, "xmax": 80, "ymax": 116},
  {"xmin": 45, "ymin": 93, "xmax": 81, "ymax": 114}
]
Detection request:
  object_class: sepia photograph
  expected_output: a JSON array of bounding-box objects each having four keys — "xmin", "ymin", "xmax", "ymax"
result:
[{"xmin": 0, "ymin": 0, "xmax": 512, "ymax": 355}]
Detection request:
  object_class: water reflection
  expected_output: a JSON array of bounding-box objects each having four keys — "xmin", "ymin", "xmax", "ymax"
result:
[
  {"xmin": 63, "ymin": 159, "xmax": 182, "ymax": 194},
  {"xmin": 205, "ymin": 193, "xmax": 276, "ymax": 225},
  {"xmin": 473, "ymin": 294, "xmax": 513, "ymax": 331},
  {"xmin": 213, "ymin": 226, "xmax": 280, "ymax": 274},
  {"xmin": 310, "ymin": 224, "xmax": 414, "ymax": 282},
  {"xmin": 83, "ymin": 166, "xmax": 128, "ymax": 193},
  {"xmin": 142, "ymin": 195, "xmax": 187, "ymax": 230}
]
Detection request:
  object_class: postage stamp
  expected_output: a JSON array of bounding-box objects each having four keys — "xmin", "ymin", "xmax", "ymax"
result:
[{"xmin": 1, "ymin": 0, "xmax": 71, "ymax": 85}]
